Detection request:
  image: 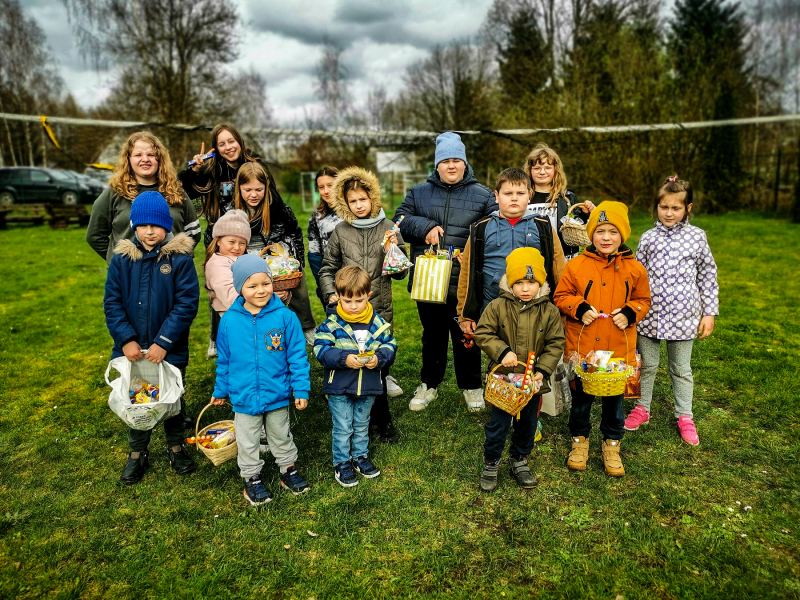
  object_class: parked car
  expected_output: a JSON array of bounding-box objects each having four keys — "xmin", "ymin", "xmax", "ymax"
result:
[{"xmin": 0, "ymin": 167, "xmax": 101, "ymax": 205}]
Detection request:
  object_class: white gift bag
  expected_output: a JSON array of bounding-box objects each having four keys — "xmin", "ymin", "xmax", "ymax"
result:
[{"xmin": 105, "ymin": 356, "xmax": 183, "ymax": 430}]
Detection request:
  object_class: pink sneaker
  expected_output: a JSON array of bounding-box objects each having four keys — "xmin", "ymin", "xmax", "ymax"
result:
[
  {"xmin": 677, "ymin": 416, "xmax": 700, "ymax": 445},
  {"xmin": 624, "ymin": 405, "xmax": 650, "ymax": 431}
]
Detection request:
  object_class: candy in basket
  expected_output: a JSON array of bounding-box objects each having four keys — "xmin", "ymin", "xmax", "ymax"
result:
[
  {"xmin": 485, "ymin": 352, "xmax": 541, "ymax": 419},
  {"xmin": 260, "ymin": 242, "xmax": 304, "ymax": 291},
  {"xmin": 573, "ymin": 325, "xmax": 634, "ymax": 396},
  {"xmin": 382, "ymin": 216, "xmax": 413, "ymax": 275}
]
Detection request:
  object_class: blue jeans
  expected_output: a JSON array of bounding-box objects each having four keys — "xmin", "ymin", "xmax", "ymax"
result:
[
  {"xmin": 568, "ymin": 379, "xmax": 624, "ymax": 441},
  {"xmin": 328, "ymin": 394, "xmax": 375, "ymax": 466}
]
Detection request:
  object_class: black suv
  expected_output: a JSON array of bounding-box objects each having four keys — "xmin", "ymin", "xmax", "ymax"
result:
[{"xmin": 0, "ymin": 167, "xmax": 103, "ymax": 205}]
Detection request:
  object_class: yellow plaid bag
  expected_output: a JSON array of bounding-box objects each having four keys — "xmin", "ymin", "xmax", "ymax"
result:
[{"xmin": 410, "ymin": 248, "xmax": 452, "ymax": 304}]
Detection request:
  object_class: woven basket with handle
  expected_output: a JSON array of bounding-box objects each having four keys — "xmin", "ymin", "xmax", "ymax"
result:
[
  {"xmin": 560, "ymin": 204, "xmax": 591, "ymax": 248},
  {"xmin": 484, "ymin": 359, "xmax": 538, "ymax": 419},
  {"xmin": 573, "ymin": 325, "xmax": 634, "ymax": 396},
  {"xmin": 194, "ymin": 402, "xmax": 237, "ymax": 466},
  {"xmin": 258, "ymin": 247, "xmax": 303, "ymax": 291}
]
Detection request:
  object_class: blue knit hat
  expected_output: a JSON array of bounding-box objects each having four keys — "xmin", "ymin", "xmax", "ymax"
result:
[
  {"xmin": 434, "ymin": 132, "xmax": 467, "ymax": 166},
  {"xmin": 129, "ymin": 191, "xmax": 173, "ymax": 231},
  {"xmin": 231, "ymin": 253, "xmax": 273, "ymax": 295}
]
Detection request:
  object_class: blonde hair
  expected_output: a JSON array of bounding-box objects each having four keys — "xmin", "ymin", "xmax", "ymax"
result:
[
  {"xmin": 234, "ymin": 162, "xmax": 271, "ymax": 235},
  {"xmin": 335, "ymin": 265, "xmax": 372, "ymax": 298},
  {"xmin": 109, "ymin": 132, "xmax": 185, "ymax": 206},
  {"xmin": 523, "ymin": 143, "xmax": 568, "ymax": 207}
]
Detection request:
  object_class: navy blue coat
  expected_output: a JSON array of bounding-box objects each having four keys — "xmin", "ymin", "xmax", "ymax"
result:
[
  {"xmin": 394, "ymin": 165, "xmax": 495, "ymax": 300},
  {"xmin": 104, "ymin": 233, "xmax": 200, "ymax": 367}
]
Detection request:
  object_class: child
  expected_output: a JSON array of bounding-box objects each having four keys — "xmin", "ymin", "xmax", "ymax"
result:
[
  {"xmin": 204, "ymin": 209, "xmax": 250, "ymax": 319},
  {"xmin": 318, "ymin": 167, "xmax": 407, "ymax": 443},
  {"xmin": 624, "ymin": 176, "xmax": 718, "ymax": 445},
  {"xmin": 307, "ymin": 166, "xmax": 343, "ymax": 306},
  {"xmin": 474, "ymin": 248, "xmax": 565, "ymax": 492},
  {"xmin": 554, "ymin": 201, "xmax": 651, "ymax": 477},
  {"xmin": 313, "ymin": 266, "xmax": 398, "ymax": 487},
  {"xmin": 523, "ymin": 143, "xmax": 595, "ymax": 260},
  {"xmin": 210, "ymin": 254, "xmax": 311, "ymax": 505},
  {"xmin": 104, "ymin": 191, "xmax": 200, "ymax": 484}
]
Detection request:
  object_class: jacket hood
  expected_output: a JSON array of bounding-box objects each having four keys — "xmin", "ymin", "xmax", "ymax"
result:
[
  {"xmin": 330, "ymin": 166, "xmax": 382, "ymax": 224},
  {"xmin": 498, "ymin": 274, "xmax": 551, "ymax": 304},
  {"xmin": 427, "ymin": 162, "xmax": 478, "ymax": 190},
  {"xmin": 229, "ymin": 292, "xmax": 285, "ymax": 317},
  {"xmin": 114, "ymin": 232, "xmax": 194, "ymax": 262}
]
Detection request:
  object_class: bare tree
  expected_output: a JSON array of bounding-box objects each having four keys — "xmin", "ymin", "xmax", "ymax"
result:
[{"xmin": 315, "ymin": 39, "xmax": 351, "ymax": 128}]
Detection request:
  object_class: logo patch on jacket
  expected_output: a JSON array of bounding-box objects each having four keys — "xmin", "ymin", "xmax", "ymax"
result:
[
  {"xmin": 160, "ymin": 264, "xmax": 172, "ymax": 274},
  {"xmin": 597, "ymin": 211, "xmax": 608, "ymax": 224},
  {"xmin": 266, "ymin": 329, "xmax": 284, "ymax": 352}
]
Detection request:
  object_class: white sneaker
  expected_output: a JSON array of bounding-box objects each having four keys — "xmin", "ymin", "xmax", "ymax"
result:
[
  {"xmin": 409, "ymin": 383, "xmax": 438, "ymax": 411},
  {"xmin": 304, "ymin": 328, "xmax": 316, "ymax": 347},
  {"xmin": 386, "ymin": 376, "xmax": 404, "ymax": 397},
  {"xmin": 207, "ymin": 339, "xmax": 217, "ymax": 359},
  {"xmin": 463, "ymin": 388, "xmax": 485, "ymax": 412}
]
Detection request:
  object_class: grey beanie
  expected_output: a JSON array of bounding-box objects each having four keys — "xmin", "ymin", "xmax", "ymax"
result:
[
  {"xmin": 212, "ymin": 209, "xmax": 251, "ymax": 243},
  {"xmin": 434, "ymin": 132, "xmax": 467, "ymax": 166},
  {"xmin": 231, "ymin": 253, "xmax": 273, "ymax": 295}
]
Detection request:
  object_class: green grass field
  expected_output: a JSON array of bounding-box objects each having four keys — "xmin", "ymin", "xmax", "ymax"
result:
[{"xmin": 0, "ymin": 207, "xmax": 799, "ymax": 599}]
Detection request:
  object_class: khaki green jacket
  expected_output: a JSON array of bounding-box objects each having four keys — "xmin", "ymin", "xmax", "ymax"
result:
[{"xmin": 474, "ymin": 277, "xmax": 565, "ymax": 394}]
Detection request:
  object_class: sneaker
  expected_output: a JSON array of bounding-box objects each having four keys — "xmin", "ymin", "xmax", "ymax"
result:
[
  {"xmin": 624, "ymin": 405, "xmax": 650, "ymax": 431},
  {"xmin": 480, "ymin": 460, "xmax": 500, "ymax": 492},
  {"xmin": 243, "ymin": 474, "xmax": 273, "ymax": 505},
  {"xmin": 566, "ymin": 436, "xmax": 589, "ymax": 471},
  {"xmin": 409, "ymin": 384, "xmax": 438, "ymax": 411},
  {"xmin": 280, "ymin": 465, "xmax": 311, "ymax": 495},
  {"xmin": 534, "ymin": 420, "xmax": 543, "ymax": 442},
  {"xmin": 304, "ymin": 328, "xmax": 316, "ymax": 347},
  {"xmin": 601, "ymin": 439, "xmax": 625, "ymax": 477},
  {"xmin": 386, "ymin": 376, "xmax": 404, "ymax": 398},
  {"xmin": 334, "ymin": 461, "xmax": 359, "ymax": 488},
  {"xmin": 463, "ymin": 388, "xmax": 485, "ymax": 412},
  {"xmin": 509, "ymin": 456, "xmax": 537, "ymax": 488},
  {"xmin": 207, "ymin": 339, "xmax": 217, "ymax": 359},
  {"xmin": 353, "ymin": 456, "xmax": 381, "ymax": 478},
  {"xmin": 677, "ymin": 416, "xmax": 700, "ymax": 446},
  {"xmin": 167, "ymin": 444, "xmax": 197, "ymax": 475},
  {"xmin": 120, "ymin": 451, "xmax": 149, "ymax": 485}
]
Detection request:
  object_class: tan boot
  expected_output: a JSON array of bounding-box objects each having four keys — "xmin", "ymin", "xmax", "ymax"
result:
[
  {"xmin": 601, "ymin": 439, "xmax": 625, "ymax": 477},
  {"xmin": 567, "ymin": 436, "xmax": 589, "ymax": 471}
]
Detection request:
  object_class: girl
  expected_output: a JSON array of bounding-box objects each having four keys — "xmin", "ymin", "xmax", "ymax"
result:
[
  {"xmin": 624, "ymin": 176, "xmax": 718, "ymax": 446},
  {"xmin": 318, "ymin": 167, "xmax": 408, "ymax": 443},
  {"xmin": 87, "ymin": 131, "xmax": 201, "ymax": 263},
  {"xmin": 204, "ymin": 209, "xmax": 251, "ymax": 319},
  {"xmin": 234, "ymin": 163, "xmax": 317, "ymax": 344},
  {"xmin": 523, "ymin": 143, "xmax": 595, "ymax": 260},
  {"xmin": 307, "ymin": 166, "xmax": 343, "ymax": 306}
]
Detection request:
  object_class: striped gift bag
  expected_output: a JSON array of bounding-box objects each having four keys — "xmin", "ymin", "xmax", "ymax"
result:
[{"xmin": 410, "ymin": 253, "xmax": 452, "ymax": 304}]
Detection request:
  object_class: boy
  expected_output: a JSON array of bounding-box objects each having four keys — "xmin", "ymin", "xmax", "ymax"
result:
[
  {"xmin": 474, "ymin": 248, "xmax": 565, "ymax": 492},
  {"xmin": 314, "ymin": 266, "xmax": 398, "ymax": 488},
  {"xmin": 210, "ymin": 254, "xmax": 311, "ymax": 505},
  {"xmin": 453, "ymin": 168, "xmax": 566, "ymax": 412},
  {"xmin": 104, "ymin": 191, "xmax": 200, "ymax": 484},
  {"xmin": 553, "ymin": 201, "xmax": 651, "ymax": 477}
]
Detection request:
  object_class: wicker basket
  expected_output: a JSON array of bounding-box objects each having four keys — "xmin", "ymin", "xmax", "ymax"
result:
[
  {"xmin": 485, "ymin": 365, "xmax": 537, "ymax": 419},
  {"xmin": 258, "ymin": 247, "xmax": 304, "ymax": 291},
  {"xmin": 574, "ymin": 325, "xmax": 634, "ymax": 396},
  {"xmin": 560, "ymin": 205, "xmax": 591, "ymax": 248},
  {"xmin": 194, "ymin": 403, "xmax": 237, "ymax": 466}
]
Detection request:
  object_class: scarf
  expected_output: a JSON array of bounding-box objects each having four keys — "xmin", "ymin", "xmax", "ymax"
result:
[
  {"xmin": 337, "ymin": 302, "xmax": 374, "ymax": 324},
  {"xmin": 351, "ymin": 208, "xmax": 386, "ymax": 229}
]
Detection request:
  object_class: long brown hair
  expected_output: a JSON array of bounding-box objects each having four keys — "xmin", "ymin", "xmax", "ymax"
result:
[
  {"xmin": 109, "ymin": 132, "xmax": 185, "ymax": 206},
  {"xmin": 203, "ymin": 238, "xmax": 221, "ymax": 266},
  {"xmin": 234, "ymin": 162, "xmax": 272, "ymax": 235},
  {"xmin": 192, "ymin": 123, "xmax": 259, "ymax": 222},
  {"xmin": 523, "ymin": 143, "xmax": 568, "ymax": 207},
  {"xmin": 314, "ymin": 166, "xmax": 339, "ymax": 217}
]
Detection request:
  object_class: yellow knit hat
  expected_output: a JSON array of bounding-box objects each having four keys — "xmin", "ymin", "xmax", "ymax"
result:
[
  {"xmin": 585, "ymin": 201, "xmax": 631, "ymax": 242},
  {"xmin": 506, "ymin": 247, "xmax": 546, "ymax": 286}
]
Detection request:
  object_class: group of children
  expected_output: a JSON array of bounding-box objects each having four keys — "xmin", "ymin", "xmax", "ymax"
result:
[{"xmin": 103, "ymin": 142, "xmax": 718, "ymax": 502}]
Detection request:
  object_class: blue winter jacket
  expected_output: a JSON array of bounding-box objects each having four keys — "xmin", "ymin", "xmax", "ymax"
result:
[
  {"xmin": 313, "ymin": 308, "xmax": 397, "ymax": 396},
  {"xmin": 104, "ymin": 233, "xmax": 199, "ymax": 367},
  {"xmin": 394, "ymin": 165, "xmax": 496, "ymax": 301},
  {"xmin": 213, "ymin": 294, "xmax": 310, "ymax": 415}
]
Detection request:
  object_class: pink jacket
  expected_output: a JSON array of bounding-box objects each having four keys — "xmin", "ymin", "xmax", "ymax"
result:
[{"xmin": 204, "ymin": 253, "xmax": 239, "ymax": 314}]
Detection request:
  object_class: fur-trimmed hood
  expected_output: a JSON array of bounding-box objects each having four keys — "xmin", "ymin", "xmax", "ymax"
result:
[
  {"xmin": 113, "ymin": 232, "xmax": 195, "ymax": 262},
  {"xmin": 498, "ymin": 274, "xmax": 551, "ymax": 302},
  {"xmin": 330, "ymin": 166, "xmax": 382, "ymax": 224}
]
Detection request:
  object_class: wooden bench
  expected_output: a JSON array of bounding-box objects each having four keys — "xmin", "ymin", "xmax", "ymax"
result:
[
  {"xmin": 45, "ymin": 204, "xmax": 91, "ymax": 229},
  {"xmin": 0, "ymin": 204, "xmax": 48, "ymax": 229}
]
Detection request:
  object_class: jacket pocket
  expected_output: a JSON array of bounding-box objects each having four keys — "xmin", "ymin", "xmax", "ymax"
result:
[{"xmin": 583, "ymin": 280, "xmax": 594, "ymax": 299}]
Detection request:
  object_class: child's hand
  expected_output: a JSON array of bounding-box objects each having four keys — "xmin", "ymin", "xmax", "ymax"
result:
[
  {"xmin": 697, "ymin": 316, "xmax": 715, "ymax": 339},
  {"xmin": 425, "ymin": 226, "xmax": 444, "ymax": 245},
  {"xmin": 582, "ymin": 306, "xmax": 599, "ymax": 325},
  {"xmin": 145, "ymin": 343, "xmax": 167, "ymax": 364},
  {"xmin": 328, "ymin": 293, "xmax": 339, "ymax": 305},
  {"xmin": 210, "ymin": 396, "xmax": 226, "ymax": 406},
  {"xmin": 383, "ymin": 230, "xmax": 398, "ymax": 250},
  {"xmin": 365, "ymin": 355, "xmax": 379, "ymax": 369},
  {"xmin": 581, "ymin": 200, "xmax": 596, "ymax": 213},
  {"xmin": 122, "ymin": 341, "xmax": 144, "ymax": 362},
  {"xmin": 345, "ymin": 354, "xmax": 364, "ymax": 369},
  {"xmin": 501, "ymin": 352, "xmax": 518, "ymax": 367},
  {"xmin": 276, "ymin": 290, "xmax": 291, "ymax": 304},
  {"xmin": 459, "ymin": 320, "xmax": 475, "ymax": 334},
  {"xmin": 610, "ymin": 308, "xmax": 629, "ymax": 330},
  {"xmin": 295, "ymin": 397, "xmax": 308, "ymax": 410},
  {"xmin": 534, "ymin": 372, "xmax": 544, "ymax": 383}
]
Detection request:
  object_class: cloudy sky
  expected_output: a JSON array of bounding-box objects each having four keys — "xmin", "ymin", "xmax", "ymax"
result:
[{"xmin": 23, "ymin": 0, "xmax": 494, "ymax": 125}]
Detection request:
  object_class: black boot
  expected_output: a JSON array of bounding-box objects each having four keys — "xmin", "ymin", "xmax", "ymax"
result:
[
  {"xmin": 377, "ymin": 421, "xmax": 399, "ymax": 444},
  {"xmin": 120, "ymin": 451, "xmax": 149, "ymax": 484},
  {"xmin": 181, "ymin": 397, "xmax": 195, "ymax": 431},
  {"xmin": 167, "ymin": 445, "xmax": 197, "ymax": 475}
]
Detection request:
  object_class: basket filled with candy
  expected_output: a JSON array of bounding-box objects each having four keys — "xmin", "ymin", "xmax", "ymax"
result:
[
  {"xmin": 573, "ymin": 325, "xmax": 634, "ymax": 396},
  {"xmin": 560, "ymin": 204, "xmax": 591, "ymax": 247},
  {"xmin": 192, "ymin": 402, "xmax": 237, "ymax": 466},
  {"xmin": 484, "ymin": 352, "xmax": 542, "ymax": 419},
  {"xmin": 259, "ymin": 242, "xmax": 303, "ymax": 291}
]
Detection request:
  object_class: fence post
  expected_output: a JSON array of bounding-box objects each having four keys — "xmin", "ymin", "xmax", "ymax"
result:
[{"xmin": 773, "ymin": 147, "xmax": 782, "ymax": 212}]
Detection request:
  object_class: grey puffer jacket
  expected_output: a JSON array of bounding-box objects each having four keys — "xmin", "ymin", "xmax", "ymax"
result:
[
  {"xmin": 394, "ymin": 164, "xmax": 495, "ymax": 301},
  {"xmin": 318, "ymin": 167, "xmax": 407, "ymax": 325}
]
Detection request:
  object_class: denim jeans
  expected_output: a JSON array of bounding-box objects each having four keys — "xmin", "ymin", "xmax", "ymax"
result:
[
  {"xmin": 568, "ymin": 378, "xmax": 624, "ymax": 441},
  {"xmin": 328, "ymin": 394, "xmax": 375, "ymax": 466},
  {"xmin": 484, "ymin": 396, "xmax": 542, "ymax": 463}
]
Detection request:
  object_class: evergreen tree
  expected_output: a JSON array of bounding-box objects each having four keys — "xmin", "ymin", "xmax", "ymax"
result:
[{"xmin": 497, "ymin": 8, "xmax": 552, "ymax": 104}]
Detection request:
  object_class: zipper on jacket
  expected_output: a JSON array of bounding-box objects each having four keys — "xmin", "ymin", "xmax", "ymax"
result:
[
  {"xmin": 624, "ymin": 280, "xmax": 630, "ymax": 303},
  {"xmin": 253, "ymin": 314, "xmax": 260, "ymax": 403},
  {"xmin": 583, "ymin": 280, "xmax": 594, "ymax": 299},
  {"xmin": 328, "ymin": 370, "xmax": 335, "ymax": 384},
  {"xmin": 441, "ymin": 188, "xmax": 453, "ymax": 246},
  {"xmin": 357, "ymin": 368, "xmax": 363, "ymax": 396}
]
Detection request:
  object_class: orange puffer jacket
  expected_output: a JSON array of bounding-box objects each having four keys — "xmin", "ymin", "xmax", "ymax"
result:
[{"xmin": 553, "ymin": 245, "xmax": 651, "ymax": 364}]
